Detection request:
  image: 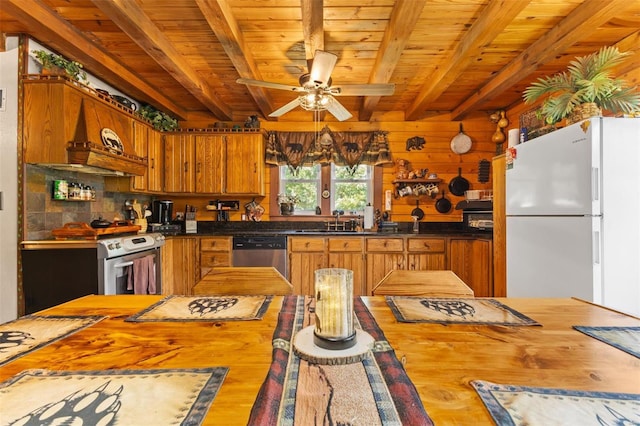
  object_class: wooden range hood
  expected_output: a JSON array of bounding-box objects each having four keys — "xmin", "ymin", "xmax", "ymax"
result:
[{"xmin": 23, "ymin": 77, "xmax": 147, "ymax": 176}]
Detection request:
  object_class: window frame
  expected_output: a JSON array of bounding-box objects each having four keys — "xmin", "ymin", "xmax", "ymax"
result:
[{"xmin": 269, "ymin": 164, "xmax": 382, "ymax": 220}]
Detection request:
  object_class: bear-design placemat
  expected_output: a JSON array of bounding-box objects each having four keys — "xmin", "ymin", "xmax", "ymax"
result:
[
  {"xmin": 385, "ymin": 297, "xmax": 540, "ymax": 325},
  {"xmin": 0, "ymin": 315, "xmax": 105, "ymax": 367},
  {"xmin": 0, "ymin": 367, "xmax": 228, "ymax": 425},
  {"xmin": 125, "ymin": 295, "xmax": 272, "ymax": 322}
]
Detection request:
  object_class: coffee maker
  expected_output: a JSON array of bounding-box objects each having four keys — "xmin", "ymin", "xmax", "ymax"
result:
[{"xmin": 152, "ymin": 200, "xmax": 174, "ymax": 224}]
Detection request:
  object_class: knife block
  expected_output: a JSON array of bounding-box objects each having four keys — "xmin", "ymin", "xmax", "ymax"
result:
[{"xmin": 185, "ymin": 212, "xmax": 197, "ymax": 234}]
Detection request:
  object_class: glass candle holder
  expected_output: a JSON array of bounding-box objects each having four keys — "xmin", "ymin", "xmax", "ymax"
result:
[{"xmin": 313, "ymin": 268, "xmax": 356, "ymax": 350}]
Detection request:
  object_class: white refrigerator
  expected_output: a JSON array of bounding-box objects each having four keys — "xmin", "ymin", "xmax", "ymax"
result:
[{"xmin": 506, "ymin": 117, "xmax": 640, "ymax": 316}]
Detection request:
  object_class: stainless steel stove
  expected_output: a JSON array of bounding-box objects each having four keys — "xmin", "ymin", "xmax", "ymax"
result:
[{"xmin": 97, "ymin": 233, "xmax": 165, "ymax": 295}]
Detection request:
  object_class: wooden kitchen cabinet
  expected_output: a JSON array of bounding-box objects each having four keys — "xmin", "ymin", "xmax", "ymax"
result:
[
  {"xmin": 328, "ymin": 237, "xmax": 365, "ymax": 296},
  {"xmin": 194, "ymin": 134, "xmax": 225, "ymax": 194},
  {"xmin": 163, "ymin": 131, "xmax": 264, "ymax": 195},
  {"xmin": 289, "ymin": 237, "xmax": 326, "ymax": 295},
  {"xmin": 23, "ymin": 79, "xmax": 84, "ymax": 164},
  {"xmin": 128, "ymin": 122, "xmax": 164, "ymax": 193},
  {"xmin": 365, "ymin": 238, "xmax": 405, "ymax": 295},
  {"xmin": 164, "ymin": 133, "xmax": 195, "ymax": 193},
  {"xmin": 199, "ymin": 236, "xmax": 231, "ymax": 279},
  {"xmin": 449, "ymin": 238, "xmax": 493, "ymax": 297},
  {"xmin": 224, "ymin": 132, "xmax": 265, "ymax": 195},
  {"xmin": 161, "ymin": 237, "xmax": 199, "ymax": 295},
  {"xmin": 406, "ymin": 238, "xmax": 446, "ymax": 271},
  {"xmin": 147, "ymin": 128, "xmax": 164, "ymax": 192},
  {"xmin": 129, "ymin": 121, "xmax": 147, "ymax": 192}
]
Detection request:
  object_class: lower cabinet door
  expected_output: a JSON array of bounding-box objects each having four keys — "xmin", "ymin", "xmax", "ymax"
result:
[
  {"xmin": 161, "ymin": 237, "xmax": 198, "ymax": 295},
  {"xmin": 449, "ymin": 238, "xmax": 493, "ymax": 297}
]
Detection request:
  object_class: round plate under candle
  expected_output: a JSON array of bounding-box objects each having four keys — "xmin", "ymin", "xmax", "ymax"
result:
[{"xmin": 292, "ymin": 326, "xmax": 374, "ymax": 365}]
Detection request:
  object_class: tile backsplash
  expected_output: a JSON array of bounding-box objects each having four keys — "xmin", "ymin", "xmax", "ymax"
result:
[{"xmin": 25, "ymin": 165, "xmax": 151, "ymax": 240}]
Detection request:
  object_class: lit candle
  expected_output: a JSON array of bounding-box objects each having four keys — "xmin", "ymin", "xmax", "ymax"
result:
[{"xmin": 314, "ymin": 268, "xmax": 354, "ymax": 347}]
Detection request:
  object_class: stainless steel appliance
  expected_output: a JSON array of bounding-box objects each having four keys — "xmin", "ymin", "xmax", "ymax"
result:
[
  {"xmin": 97, "ymin": 233, "xmax": 165, "ymax": 294},
  {"xmin": 152, "ymin": 200, "xmax": 173, "ymax": 224},
  {"xmin": 456, "ymin": 200, "xmax": 493, "ymax": 232},
  {"xmin": 232, "ymin": 236, "xmax": 288, "ymax": 279}
]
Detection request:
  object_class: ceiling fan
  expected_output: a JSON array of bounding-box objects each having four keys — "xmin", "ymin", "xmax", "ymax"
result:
[{"xmin": 237, "ymin": 50, "xmax": 395, "ymax": 121}]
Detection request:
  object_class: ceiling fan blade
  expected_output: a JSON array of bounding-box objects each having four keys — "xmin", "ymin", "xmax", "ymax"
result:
[
  {"xmin": 326, "ymin": 97, "xmax": 353, "ymax": 121},
  {"xmin": 308, "ymin": 50, "xmax": 338, "ymax": 87},
  {"xmin": 331, "ymin": 83, "xmax": 395, "ymax": 96},
  {"xmin": 268, "ymin": 98, "xmax": 302, "ymax": 117},
  {"xmin": 236, "ymin": 77, "xmax": 300, "ymax": 92}
]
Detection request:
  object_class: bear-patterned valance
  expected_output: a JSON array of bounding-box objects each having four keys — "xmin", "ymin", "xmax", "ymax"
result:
[{"xmin": 265, "ymin": 126, "xmax": 392, "ymax": 173}]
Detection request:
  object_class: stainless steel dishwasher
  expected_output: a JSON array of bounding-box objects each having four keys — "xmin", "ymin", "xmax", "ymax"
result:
[{"xmin": 232, "ymin": 236, "xmax": 288, "ymax": 279}]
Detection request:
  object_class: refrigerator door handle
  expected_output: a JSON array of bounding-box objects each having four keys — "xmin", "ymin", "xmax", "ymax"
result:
[
  {"xmin": 593, "ymin": 230, "xmax": 600, "ymax": 264},
  {"xmin": 592, "ymin": 167, "xmax": 599, "ymax": 201}
]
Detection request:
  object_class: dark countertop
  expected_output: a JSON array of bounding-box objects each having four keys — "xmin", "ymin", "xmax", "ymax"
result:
[{"xmin": 164, "ymin": 220, "xmax": 493, "ymax": 239}]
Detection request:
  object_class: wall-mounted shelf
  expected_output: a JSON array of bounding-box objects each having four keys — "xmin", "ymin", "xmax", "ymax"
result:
[{"xmin": 392, "ymin": 178, "xmax": 442, "ymax": 198}]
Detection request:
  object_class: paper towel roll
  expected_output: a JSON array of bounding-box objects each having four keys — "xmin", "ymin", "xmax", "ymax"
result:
[
  {"xmin": 364, "ymin": 205, "xmax": 374, "ymax": 229},
  {"xmin": 508, "ymin": 128, "xmax": 520, "ymax": 148}
]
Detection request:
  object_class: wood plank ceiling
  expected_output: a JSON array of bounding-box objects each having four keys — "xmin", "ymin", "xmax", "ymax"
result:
[{"xmin": 1, "ymin": 0, "xmax": 639, "ymax": 123}]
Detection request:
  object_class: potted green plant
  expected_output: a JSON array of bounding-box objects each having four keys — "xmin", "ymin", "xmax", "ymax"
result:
[
  {"xmin": 523, "ymin": 46, "xmax": 640, "ymax": 125},
  {"xmin": 137, "ymin": 104, "xmax": 179, "ymax": 131},
  {"xmin": 32, "ymin": 50, "xmax": 88, "ymax": 83}
]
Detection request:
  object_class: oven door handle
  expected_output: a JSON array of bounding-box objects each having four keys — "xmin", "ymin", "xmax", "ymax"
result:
[{"xmin": 114, "ymin": 261, "xmax": 134, "ymax": 268}]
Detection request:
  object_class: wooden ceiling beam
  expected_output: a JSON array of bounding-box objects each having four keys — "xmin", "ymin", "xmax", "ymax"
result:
[
  {"xmin": 451, "ymin": 0, "xmax": 634, "ymax": 120},
  {"xmin": 406, "ymin": 0, "xmax": 530, "ymax": 121},
  {"xmin": 360, "ymin": 0, "xmax": 425, "ymax": 121},
  {"xmin": 613, "ymin": 30, "xmax": 640, "ymax": 76},
  {"xmin": 301, "ymin": 0, "xmax": 327, "ymax": 121},
  {"xmin": 2, "ymin": 0, "xmax": 186, "ymax": 119},
  {"xmin": 301, "ymin": 0, "xmax": 324, "ymax": 65},
  {"xmin": 195, "ymin": 0, "xmax": 275, "ymax": 120},
  {"xmin": 92, "ymin": 0, "xmax": 232, "ymax": 120}
]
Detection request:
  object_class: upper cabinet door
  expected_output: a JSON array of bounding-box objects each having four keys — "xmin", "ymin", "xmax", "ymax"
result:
[
  {"xmin": 164, "ymin": 133, "xmax": 195, "ymax": 193},
  {"xmin": 224, "ymin": 133, "xmax": 265, "ymax": 195},
  {"xmin": 147, "ymin": 128, "xmax": 164, "ymax": 192},
  {"xmin": 131, "ymin": 121, "xmax": 149, "ymax": 191},
  {"xmin": 194, "ymin": 134, "xmax": 224, "ymax": 194}
]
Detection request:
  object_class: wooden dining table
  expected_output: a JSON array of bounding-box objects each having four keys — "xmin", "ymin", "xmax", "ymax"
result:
[{"xmin": 1, "ymin": 295, "xmax": 639, "ymax": 425}]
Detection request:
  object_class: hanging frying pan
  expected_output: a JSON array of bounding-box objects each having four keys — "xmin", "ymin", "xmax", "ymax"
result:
[
  {"xmin": 450, "ymin": 123, "xmax": 472, "ymax": 154},
  {"xmin": 448, "ymin": 167, "xmax": 470, "ymax": 196},
  {"xmin": 435, "ymin": 191, "xmax": 452, "ymax": 214},
  {"xmin": 411, "ymin": 200, "xmax": 424, "ymax": 220}
]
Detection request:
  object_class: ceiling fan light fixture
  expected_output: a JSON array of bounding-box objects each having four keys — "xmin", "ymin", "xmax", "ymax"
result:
[{"xmin": 299, "ymin": 93, "xmax": 333, "ymax": 111}]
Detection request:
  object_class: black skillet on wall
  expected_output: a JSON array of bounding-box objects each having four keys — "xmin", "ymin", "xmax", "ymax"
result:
[
  {"xmin": 448, "ymin": 167, "xmax": 470, "ymax": 196},
  {"xmin": 435, "ymin": 191, "xmax": 452, "ymax": 214},
  {"xmin": 411, "ymin": 200, "xmax": 425, "ymax": 220}
]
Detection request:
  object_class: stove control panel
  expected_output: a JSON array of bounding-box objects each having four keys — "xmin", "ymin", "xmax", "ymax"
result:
[{"xmin": 97, "ymin": 233, "xmax": 165, "ymax": 259}]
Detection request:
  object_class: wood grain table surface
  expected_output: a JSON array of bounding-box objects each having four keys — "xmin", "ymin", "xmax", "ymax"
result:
[{"xmin": 1, "ymin": 295, "xmax": 639, "ymax": 425}]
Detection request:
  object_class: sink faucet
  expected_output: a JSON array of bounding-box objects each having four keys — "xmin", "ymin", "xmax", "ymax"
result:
[{"xmin": 332, "ymin": 210, "xmax": 344, "ymax": 230}]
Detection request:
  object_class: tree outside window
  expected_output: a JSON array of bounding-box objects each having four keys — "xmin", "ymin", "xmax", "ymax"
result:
[{"xmin": 279, "ymin": 164, "xmax": 373, "ymax": 215}]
